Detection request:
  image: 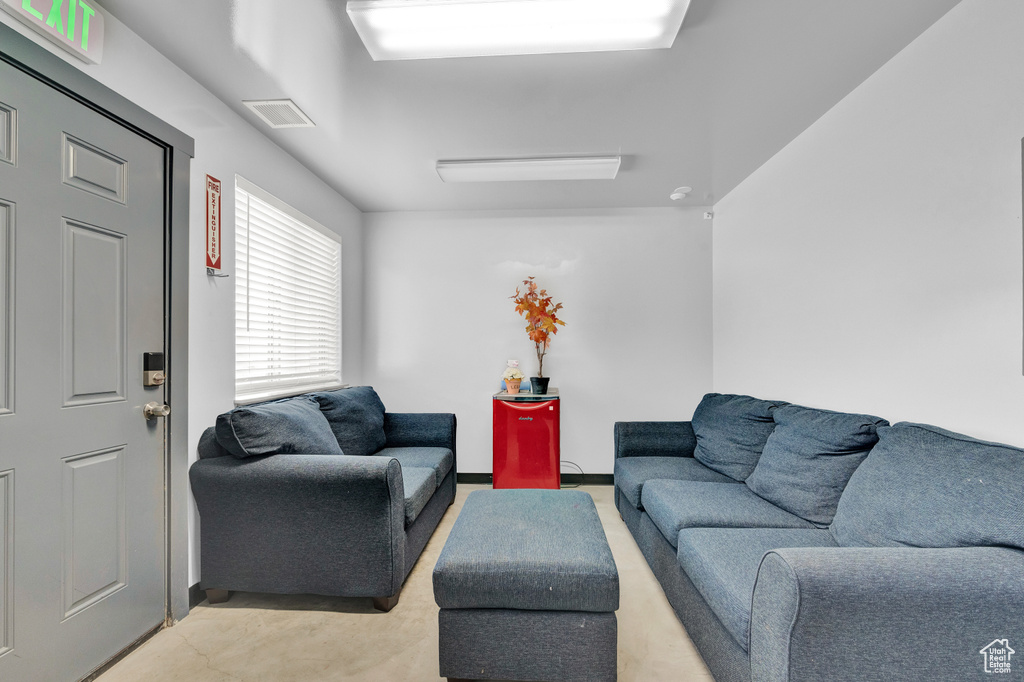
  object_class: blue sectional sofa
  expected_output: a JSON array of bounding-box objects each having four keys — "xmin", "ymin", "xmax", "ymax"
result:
[
  {"xmin": 614, "ymin": 393, "xmax": 1024, "ymax": 682},
  {"xmin": 190, "ymin": 386, "xmax": 456, "ymax": 611}
]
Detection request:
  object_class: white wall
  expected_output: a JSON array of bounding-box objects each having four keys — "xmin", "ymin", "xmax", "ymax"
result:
[
  {"xmin": 363, "ymin": 208, "xmax": 713, "ymax": 474},
  {"xmin": 0, "ymin": 12, "xmax": 365, "ymax": 584},
  {"xmin": 713, "ymin": 0, "xmax": 1024, "ymax": 446}
]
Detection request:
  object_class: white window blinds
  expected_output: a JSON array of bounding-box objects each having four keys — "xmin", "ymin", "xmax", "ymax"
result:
[{"xmin": 235, "ymin": 178, "xmax": 342, "ymax": 403}]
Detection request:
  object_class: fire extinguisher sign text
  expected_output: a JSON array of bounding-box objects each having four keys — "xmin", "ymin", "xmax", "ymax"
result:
[{"xmin": 206, "ymin": 175, "xmax": 222, "ymax": 270}]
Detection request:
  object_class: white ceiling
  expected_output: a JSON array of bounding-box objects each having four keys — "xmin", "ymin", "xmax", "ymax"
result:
[{"xmin": 99, "ymin": 0, "xmax": 960, "ymax": 213}]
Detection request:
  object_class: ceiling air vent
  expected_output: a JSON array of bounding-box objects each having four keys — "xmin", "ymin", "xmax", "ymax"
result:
[{"xmin": 243, "ymin": 99, "xmax": 315, "ymax": 129}]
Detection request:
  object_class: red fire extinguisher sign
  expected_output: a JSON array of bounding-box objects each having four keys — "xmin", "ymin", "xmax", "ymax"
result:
[{"xmin": 206, "ymin": 175, "xmax": 222, "ymax": 270}]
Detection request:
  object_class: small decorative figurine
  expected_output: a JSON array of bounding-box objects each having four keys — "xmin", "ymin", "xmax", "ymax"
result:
[{"xmin": 501, "ymin": 359, "xmax": 526, "ymax": 394}]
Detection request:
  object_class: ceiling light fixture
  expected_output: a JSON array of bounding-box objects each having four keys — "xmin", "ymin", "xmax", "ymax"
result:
[
  {"xmin": 436, "ymin": 156, "xmax": 622, "ymax": 182},
  {"xmin": 347, "ymin": 0, "xmax": 692, "ymax": 61},
  {"xmin": 670, "ymin": 186, "xmax": 691, "ymax": 200}
]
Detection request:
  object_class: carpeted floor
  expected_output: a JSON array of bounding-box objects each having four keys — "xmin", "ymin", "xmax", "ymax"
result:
[{"xmin": 98, "ymin": 484, "xmax": 713, "ymax": 681}]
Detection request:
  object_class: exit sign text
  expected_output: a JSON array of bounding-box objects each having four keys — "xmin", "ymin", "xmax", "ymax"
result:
[{"xmin": 1, "ymin": 0, "xmax": 105, "ymax": 64}]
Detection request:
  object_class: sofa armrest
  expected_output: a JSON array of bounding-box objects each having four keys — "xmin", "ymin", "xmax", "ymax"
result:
[
  {"xmin": 196, "ymin": 426, "xmax": 230, "ymax": 459},
  {"xmin": 189, "ymin": 454, "xmax": 406, "ymax": 597},
  {"xmin": 750, "ymin": 546, "xmax": 1024, "ymax": 681},
  {"xmin": 383, "ymin": 412, "xmax": 457, "ymax": 453},
  {"xmin": 614, "ymin": 421, "xmax": 696, "ymax": 459}
]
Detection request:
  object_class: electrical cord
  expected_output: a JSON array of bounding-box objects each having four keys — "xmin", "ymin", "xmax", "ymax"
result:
[{"xmin": 560, "ymin": 460, "xmax": 583, "ymax": 488}]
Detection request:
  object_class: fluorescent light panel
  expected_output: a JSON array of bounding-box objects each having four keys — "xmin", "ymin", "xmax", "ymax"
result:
[
  {"xmin": 436, "ymin": 156, "xmax": 621, "ymax": 182},
  {"xmin": 347, "ymin": 0, "xmax": 691, "ymax": 61}
]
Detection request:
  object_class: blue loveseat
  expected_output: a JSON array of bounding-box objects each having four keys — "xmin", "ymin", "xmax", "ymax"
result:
[
  {"xmin": 615, "ymin": 393, "xmax": 1024, "ymax": 682},
  {"xmin": 190, "ymin": 386, "xmax": 456, "ymax": 611}
]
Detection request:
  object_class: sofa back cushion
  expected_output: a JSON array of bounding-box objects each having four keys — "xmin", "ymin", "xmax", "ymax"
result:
[
  {"xmin": 831, "ymin": 422, "xmax": 1024, "ymax": 550},
  {"xmin": 745, "ymin": 404, "xmax": 888, "ymax": 525},
  {"xmin": 313, "ymin": 386, "xmax": 387, "ymax": 457},
  {"xmin": 215, "ymin": 397, "xmax": 344, "ymax": 459},
  {"xmin": 691, "ymin": 393, "xmax": 787, "ymax": 481}
]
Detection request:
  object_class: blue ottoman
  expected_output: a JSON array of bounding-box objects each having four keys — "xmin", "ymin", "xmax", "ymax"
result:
[{"xmin": 433, "ymin": 489, "xmax": 619, "ymax": 682}]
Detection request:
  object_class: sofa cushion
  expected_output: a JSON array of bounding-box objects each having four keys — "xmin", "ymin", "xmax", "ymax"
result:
[
  {"xmin": 313, "ymin": 386, "xmax": 387, "ymax": 457},
  {"xmin": 643, "ymin": 480, "xmax": 815, "ymax": 548},
  {"xmin": 377, "ymin": 447, "xmax": 453, "ymax": 487},
  {"xmin": 614, "ymin": 456, "xmax": 736, "ymax": 509},
  {"xmin": 745, "ymin": 404, "xmax": 888, "ymax": 526},
  {"xmin": 215, "ymin": 397, "xmax": 343, "ymax": 459},
  {"xmin": 676, "ymin": 527, "xmax": 838, "ymax": 652},
  {"xmin": 691, "ymin": 393, "xmax": 787, "ymax": 481},
  {"xmin": 831, "ymin": 422, "xmax": 1024, "ymax": 550},
  {"xmin": 402, "ymin": 466, "xmax": 438, "ymax": 526}
]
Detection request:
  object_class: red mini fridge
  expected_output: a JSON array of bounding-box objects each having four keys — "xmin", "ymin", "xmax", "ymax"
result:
[{"xmin": 492, "ymin": 390, "xmax": 560, "ymax": 489}]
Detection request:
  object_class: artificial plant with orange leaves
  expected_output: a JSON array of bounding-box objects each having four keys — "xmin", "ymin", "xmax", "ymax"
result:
[{"xmin": 511, "ymin": 277, "xmax": 565, "ymax": 378}]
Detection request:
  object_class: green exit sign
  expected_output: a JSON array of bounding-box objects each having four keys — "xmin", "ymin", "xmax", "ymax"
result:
[{"xmin": 1, "ymin": 0, "xmax": 105, "ymax": 64}]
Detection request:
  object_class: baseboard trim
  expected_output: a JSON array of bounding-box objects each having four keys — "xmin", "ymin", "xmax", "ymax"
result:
[
  {"xmin": 189, "ymin": 582, "xmax": 204, "ymax": 609},
  {"xmin": 562, "ymin": 473, "xmax": 614, "ymax": 486},
  {"xmin": 457, "ymin": 473, "xmax": 613, "ymax": 486},
  {"xmin": 457, "ymin": 473, "xmax": 493, "ymax": 484}
]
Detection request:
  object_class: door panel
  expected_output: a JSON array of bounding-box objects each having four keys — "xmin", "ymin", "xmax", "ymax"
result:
[
  {"xmin": 0, "ymin": 56, "xmax": 166, "ymax": 681},
  {"xmin": 62, "ymin": 133, "xmax": 128, "ymax": 204},
  {"xmin": 62, "ymin": 446, "xmax": 126, "ymax": 620},
  {"xmin": 0, "ymin": 198, "xmax": 10, "ymax": 415},
  {"xmin": 63, "ymin": 219, "xmax": 126, "ymax": 406},
  {"xmin": 0, "ymin": 101, "xmax": 13, "ymax": 164},
  {"xmin": 0, "ymin": 468, "xmax": 11, "ymax": 657}
]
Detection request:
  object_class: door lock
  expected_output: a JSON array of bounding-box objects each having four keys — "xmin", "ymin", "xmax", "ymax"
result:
[
  {"xmin": 144, "ymin": 402, "xmax": 171, "ymax": 420},
  {"xmin": 144, "ymin": 352, "xmax": 165, "ymax": 387}
]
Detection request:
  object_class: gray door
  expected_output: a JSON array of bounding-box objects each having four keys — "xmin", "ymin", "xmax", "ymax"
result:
[{"xmin": 0, "ymin": 57, "xmax": 166, "ymax": 681}]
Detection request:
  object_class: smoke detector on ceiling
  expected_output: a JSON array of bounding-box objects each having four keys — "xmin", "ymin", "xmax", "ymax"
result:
[{"xmin": 243, "ymin": 99, "xmax": 315, "ymax": 129}]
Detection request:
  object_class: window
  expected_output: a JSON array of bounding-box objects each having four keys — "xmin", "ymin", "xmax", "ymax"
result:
[{"xmin": 234, "ymin": 177, "xmax": 342, "ymax": 403}]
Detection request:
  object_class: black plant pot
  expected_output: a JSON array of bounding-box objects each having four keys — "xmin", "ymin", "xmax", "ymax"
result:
[{"xmin": 530, "ymin": 377, "xmax": 550, "ymax": 395}]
